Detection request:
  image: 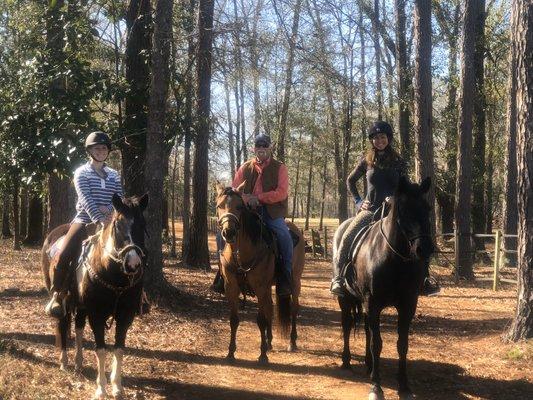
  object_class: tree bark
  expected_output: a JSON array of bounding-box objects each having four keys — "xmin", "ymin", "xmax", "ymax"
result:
[
  {"xmin": 185, "ymin": 0, "xmax": 215, "ymax": 269},
  {"xmin": 291, "ymin": 131, "xmax": 304, "ymax": 222},
  {"xmin": 454, "ymin": 0, "xmax": 477, "ymax": 279},
  {"xmin": 372, "ymin": 0, "xmax": 383, "ymax": 120},
  {"xmin": 413, "ymin": 0, "xmax": 435, "ymax": 236},
  {"xmin": 507, "ymin": 0, "xmax": 533, "ymax": 341},
  {"xmin": 144, "ymin": 0, "xmax": 173, "ymax": 294},
  {"xmin": 1, "ymin": 200, "xmax": 11, "ymax": 238},
  {"xmin": 19, "ymin": 185, "xmax": 28, "ymax": 240},
  {"xmin": 471, "ymin": 0, "xmax": 487, "ymax": 245},
  {"xmin": 395, "ymin": 0, "xmax": 410, "ymax": 161},
  {"xmin": 503, "ymin": 0, "xmax": 519, "ymax": 260},
  {"xmin": 304, "ymin": 136, "xmax": 315, "ymax": 230},
  {"xmin": 24, "ymin": 190, "xmax": 43, "ymax": 245},
  {"xmin": 181, "ymin": 0, "xmax": 195, "ymax": 260},
  {"xmin": 47, "ymin": 173, "xmax": 73, "ymax": 232},
  {"xmin": 359, "ymin": 4, "xmax": 367, "ymax": 149},
  {"xmin": 223, "ymin": 76, "xmax": 236, "ymax": 178},
  {"xmin": 277, "ymin": 0, "xmax": 302, "ymax": 162},
  {"xmin": 12, "ymin": 178, "xmax": 21, "ymax": 250},
  {"xmin": 319, "ymin": 155, "xmax": 327, "ymax": 230},
  {"xmin": 122, "ymin": 0, "xmax": 152, "ymax": 197}
]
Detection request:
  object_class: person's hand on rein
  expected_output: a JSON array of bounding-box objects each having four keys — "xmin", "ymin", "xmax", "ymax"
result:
[
  {"xmin": 247, "ymin": 195, "xmax": 260, "ymax": 209},
  {"xmin": 360, "ymin": 200, "xmax": 371, "ymax": 211}
]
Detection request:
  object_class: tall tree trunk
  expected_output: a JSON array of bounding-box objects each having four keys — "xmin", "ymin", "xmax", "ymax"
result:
[
  {"xmin": 233, "ymin": 0, "xmax": 247, "ymax": 161},
  {"xmin": 319, "ymin": 155, "xmax": 327, "ymax": 230},
  {"xmin": 170, "ymin": 149, "xmax": 178, "ymax": 258},
  {"xmin": 181, "ymin": 0, "xmax": 195, "ymax": 259},
  {"xmin": 185, "ymin": 0, "xmax": 215, "ymax": 269},
  {"xmin": 413, "ymin": 0, "xmax": 435, "ymax": 236},
  {"xmin": 485, "ymin": 113, "xmax": 494, "ymax": 233},
  {"xmin": 304, "ymin": 136, "xmax": 315, "ymax": 231},
  {"xmin": 1, "ymin": 200, "xmax": 11, "ymax": 238},
  {"xmin": 277, "ymin": 0, "xmax": 302, "ymax": 162},
  {"xmin": 223, "ymin": 77, "xmax": 236, "ymax": 177},
  {"xmin": 12, "ymin": 178, "xmax": 21, "ymax": 250},
  {"xmin": 503, "ymin": 0, "xmax": 518, "ymax": 261},
  {"xmin": 507, "ymin": 0, "xmax": 533, "ymax": 341},
  {"xmin": 454, "ymin": 0, "xmax": 477, "ymax": 279},
  {"xmin": 19, "ymin": 185, "xmax": 28, "ymax": 240},
  {"xmin": 471, "ymin": 0, "xmax": 487, "ymax": 246},
  {"xmin": 24, "ymin": 190, "xmax": 43, "ymax": 245},
  {"xmin": 291, "ymin": 132, "xmax": 304, "ymax": 222},
  {"xmin": 122, "ymin": 0, "xmax": 152, "ymax": 197},
  {"xmin": 233, "ymin": 81, "xmax": 242, "ymax": 166},
  {"xmin": 250, "ymin": 1, "xmax": 263, "ymax": 138},
  {"xmin": 359, "ymin": 4, "xmax": 367, "ymax": 149},
  {"xmin": 144, "ymin": 0, "xmax": 173, "ymax": 295},
  {"xmin": 47, "ymin": 174, "xmax": 72, "ymax": 232},
  {"xmin": 372, "ymin": 0, "xmax": 383, "ymax": 120},
  {"xmin": 395, "ymin": 0, "xmax": 410, "ymax": 161}
]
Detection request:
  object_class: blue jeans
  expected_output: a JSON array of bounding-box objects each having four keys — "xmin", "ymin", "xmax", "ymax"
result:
[{"xmin": 216, "ymin": 207, "xmax": 292, "ymax": 277}]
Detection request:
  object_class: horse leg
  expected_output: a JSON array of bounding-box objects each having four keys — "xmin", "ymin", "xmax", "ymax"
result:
[
  {"xmin": 111, "ymin": 310, "xmax": 135, "ymax": 399},
  {"xmin": 57, "ymin": 313, "xmax": 70, "ymax": 371},
  {"xmin": 397, "ymin": 302, "xmax": 416, "ymax": 400},
  {"xmin": 339, "ymin": 296, "xmax": 353, "ymax": 369},
  {"xmin": 364, "ymin": 313, "xmax": 372, "ymax": 375},
  {"xmin": 88, "ymin": 315, "xmax": 107, "ymax": 399},
  {"xmin": 256, "ymin": 289, "xmax": 273, "ymax": 364},
  {"xmin": 367, "ymin": 306, "xmax": 384, "ymax": 400},
  {"xmin": 288, "ymin": 295, "xmax": 299, "ymax": 352},
  {"xmin": 74, "ymin": 308, "xmax": 87, "ymax": 372},
  {"xmin": 226, "ymin": 278, "xmax": 240, "ymax": 362}
]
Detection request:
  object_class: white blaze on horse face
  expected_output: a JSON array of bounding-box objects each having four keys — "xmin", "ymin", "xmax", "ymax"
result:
[
  {"xmin": 110, "ymin": 348, "xmax": 124, "ymax": 397},
  {"xmin": 126, "ymin": 233, "xmax": 141, "ymax": 269},
  {"xmin": 94, "ymin": 348, "xmax": 107, "ymax": 399}
]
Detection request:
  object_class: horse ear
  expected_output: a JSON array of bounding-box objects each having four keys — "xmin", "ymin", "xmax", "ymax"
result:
[
  {"xmin": 420, "ymin": 177, "xmax": 431, "ymax": 194},
  {"xmin": 397, "ymin": 176, "xmax": 409, "ymax": 194},
  {"xmin": 139, "ymin": 193, "xmax": 149, "ymax": 211},
  {"xmin": 235, "ymin": 180, "xmax": 246, "ymax": 194},
  {"xmin": 112, "ymin": 193, "xmax": 124, "ymax": 212}
]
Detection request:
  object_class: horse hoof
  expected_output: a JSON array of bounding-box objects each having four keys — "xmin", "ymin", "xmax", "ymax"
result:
[
  {"xmin": 368, "ymin": 385, "xmax": 384, "ymax": 400},
  {"xmin": 93, "ymin": 387, "xmax": 107, "ymax": 399},
  {"xmin": 59, "ymin": 363, "xmax": 68, "ymax": 371},
  {"xmin": 258, "ymin": 355, "xmax": 269, "ymax": 365},
  {"xmin": 287, "ymin": 343, "xmax": 298, "ymax": 352}
]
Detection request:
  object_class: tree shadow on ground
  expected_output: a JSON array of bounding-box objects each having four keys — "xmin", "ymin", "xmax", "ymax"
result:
[{"xmin": 0, "ymin": 288, "xmax": 47, "ymax": 299}]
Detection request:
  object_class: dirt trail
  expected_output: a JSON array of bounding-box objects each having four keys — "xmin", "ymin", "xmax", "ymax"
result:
[{"xmin": 0, "ymin": 238, "xmax": 531, "ymax": 400}]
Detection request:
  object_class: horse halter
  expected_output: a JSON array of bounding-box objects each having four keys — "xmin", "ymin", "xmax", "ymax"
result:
[
  {"xmin": 106, "ymin": 221, "xmax": 146, "ymax": 277},
  {"xmin": 379, "ymin": 201, "xmax": 432, "ymax": 261}
]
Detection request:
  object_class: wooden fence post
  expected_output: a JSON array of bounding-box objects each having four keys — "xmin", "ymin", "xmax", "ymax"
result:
[{"xmin": 493, "ymin": 230, "xmax": 501, "ymax": 291}]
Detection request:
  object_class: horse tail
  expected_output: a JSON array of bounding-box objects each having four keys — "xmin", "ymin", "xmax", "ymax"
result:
[{"xmin": 276, "ymin": 294, "xmax": 291, "ymax": 338}]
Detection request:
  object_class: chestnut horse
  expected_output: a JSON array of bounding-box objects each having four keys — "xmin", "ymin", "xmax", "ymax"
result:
[
  {"xmin": 334, "ymin": 177, "xmax": 434, "ymax": 400},
  {"xmin": 216, "ymin": 184, "xmax": 305, "ymax": 363},
  {"xmin": 41, "ymin": 194, "xmax": 148, "ymax": 399}
]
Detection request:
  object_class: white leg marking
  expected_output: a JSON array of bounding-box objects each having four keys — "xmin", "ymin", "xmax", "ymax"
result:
[
  {"xmin": 94, "ymin": 348, "xmax": 107, "ymax": 399},
  {"xmin": 59, "ymin": 349, "xmax": 68, "ymax": 371},
  {"xmin": 110, "ymin": 348, "xmax": 124, "ymax": 397},
  {"xmin": 74, "ymin": 328, "xmax": 83, "ymax": 371}
]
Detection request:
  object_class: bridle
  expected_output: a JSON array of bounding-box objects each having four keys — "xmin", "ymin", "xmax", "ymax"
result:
[
  {"xmin": 378, "ymin": 200, "xmax": 432, "ymax": 262},
  {"xmin": 217, "ymin": 195, "xmax": 268, "ymax": 274},
  {"xmin": 105, "ymin": 220, "xmax": 146, "ymax": 277}
]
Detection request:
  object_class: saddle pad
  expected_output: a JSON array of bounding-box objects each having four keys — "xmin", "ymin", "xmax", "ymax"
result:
[{"xmin": 48, "ymin": 236, "xmax": 66, "ymax": 260}]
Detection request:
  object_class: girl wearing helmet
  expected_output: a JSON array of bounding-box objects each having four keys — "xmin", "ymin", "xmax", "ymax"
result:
[
  {"xmin": 45, "ymin": 131, "xmax": 123, "ymax": 318},
  {"xmin": 330, "ymin": 121, "xmax": 439, "ymax": 297}
]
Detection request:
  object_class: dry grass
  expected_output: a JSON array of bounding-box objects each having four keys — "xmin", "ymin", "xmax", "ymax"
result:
[{"xmin": 0, "ymin": 233, "xmax": 532, "ymax": 400}]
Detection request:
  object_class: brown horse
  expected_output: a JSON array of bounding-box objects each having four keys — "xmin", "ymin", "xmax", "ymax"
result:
[
  {"xmin": 42, "ymin": 194, "xmax": 148, "ymax": 399},
  {"xmin": 216, "ymin": 183, "xmax": 305, "ymax": 363}
]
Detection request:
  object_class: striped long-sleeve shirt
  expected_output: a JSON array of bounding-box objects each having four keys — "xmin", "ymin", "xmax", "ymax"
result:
[{"xmin": 72, "ymin": 162, "xmax": 123, "ymax": 224}]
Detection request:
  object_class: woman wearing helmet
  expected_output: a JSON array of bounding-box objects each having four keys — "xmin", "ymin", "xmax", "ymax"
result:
[
  {"xmin": 330, "ymin": 121, "xmax": 439, "ymax": 297},
  {"xmin": 45, "ymin": 131, "xmax": 123, "ymax": 318}
]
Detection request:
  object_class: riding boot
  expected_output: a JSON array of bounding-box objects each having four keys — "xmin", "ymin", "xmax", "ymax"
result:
[
  {"xmin": 211, "ymin": 270, "xmax": 225, "ymax": 294},
  {"xmin": 330, "ymin": 257, "xmax": 346, "ymax": 297},
  {"xmin": 276, "ymin": 261, "xmax": 292, "ymax": 297},
  {"xmin": 45, "ymin": 266, "xmax": 69, "ymax": 319},
  {"xmin": 420, "ymin": 261, "xmax": 440, "ymax": 296}
]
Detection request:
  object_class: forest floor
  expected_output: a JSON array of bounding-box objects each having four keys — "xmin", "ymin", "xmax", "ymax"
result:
[{"xmin": 0, "ymin": 227, "xmax": 532, "ymax": 400}]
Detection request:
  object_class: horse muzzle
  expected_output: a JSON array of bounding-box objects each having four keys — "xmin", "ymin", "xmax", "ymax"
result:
[{"xmin": 124, "ymin": 249, "xmax": 142, "ymax": 274}]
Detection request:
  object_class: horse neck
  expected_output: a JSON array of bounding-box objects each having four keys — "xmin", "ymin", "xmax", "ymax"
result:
[
  {"xmin": 233, "ymin": 211, "xmax": 263, "ymax": 258},
  {"xmin": 381, "ymin": 199, "xmax": 405, "ymax": 249}
]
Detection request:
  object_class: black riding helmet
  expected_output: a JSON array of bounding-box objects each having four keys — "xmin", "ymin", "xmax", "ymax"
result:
[
  {"xmin": 368, "ymin": 121, "xmax": 393, "ymax": 142},
  {"xmin": 85, "ymin": 131, "xmax": 112, "ymax": 151}
]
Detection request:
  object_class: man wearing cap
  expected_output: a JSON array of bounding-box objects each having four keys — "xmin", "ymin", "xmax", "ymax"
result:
[
  {"xmin": 45, "ymin": 131, "xmax": 123, "ymax": 318},
  {"xmin": 214, "ymin": 133, "xmax": 293, "ymax": 296}
]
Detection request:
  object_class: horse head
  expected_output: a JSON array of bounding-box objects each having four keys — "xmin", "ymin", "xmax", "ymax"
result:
[
  {"xmin": 394, "ymin": 176, "xmax": 434, "ymax": 261},
  {"xmin": 102, "ymin": 193, "xmax": 149, "ymax": 275},
  {"xmin": 216, "ymin": 182, "xmax": 246, "ymax": 244}
]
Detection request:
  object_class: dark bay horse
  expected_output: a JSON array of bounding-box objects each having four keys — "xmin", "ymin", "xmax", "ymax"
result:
[
  {"xmin": 334, "ymin": 177, "xmax": 433, "ymax": 400},
  {"xmin": 41, "ymin": 194, "xmax": 148, "ymax": 399},
  {"xmin": 216, "ymin": 183, "xmax": 305, "ymax": 363}
]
